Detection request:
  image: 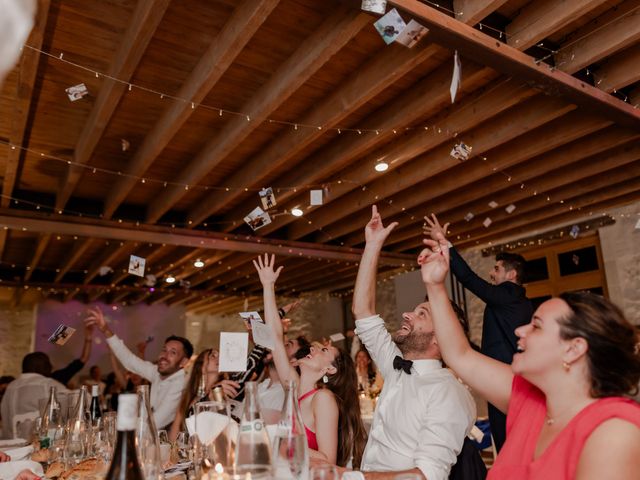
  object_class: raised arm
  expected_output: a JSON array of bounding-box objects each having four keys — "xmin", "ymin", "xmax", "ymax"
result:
[
  {"xmin": 352, "ymin": 205, "xmax": 398, "ymax": 319},
  {"xmin": 253, "ymin": 254, "xmax": 299, "ymax": 386},
  {"xmin": 420, "ymin": 238, "xmax": 513, "ymax": 413}
]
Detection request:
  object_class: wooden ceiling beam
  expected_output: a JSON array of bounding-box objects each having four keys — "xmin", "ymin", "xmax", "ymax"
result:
[
  {"xmin": 0, "ymin": 210, "xmax": 413, "ymax": 265},
  {"xmin": 109, "ymin": 244, "xmax": 177, "ymax": 285},
  {"xmin": 55, "ymin": 0, "xmax": 171, "ymax": 211},
  {"xmin": 389, "ymin": 0, "xmax": 640, "ymax": 128},
  {"xmin": 221, "ymin": 63, "xmax": 496, "ymax": 232},
  {"xmin": 505, "ymin": 0, "xmax": 609, "ymax": 50},
  {"xmin": 0, "ymin": 230, "xmax": 7, "ymax": 262},
  {"xmin": 24, "ymin": 233, "xmax": 51, "ymax": 281},
  {"xmin": 453, "ymin": 0, "xmax": 510, "ymax": 25},
  {"xmin": 144, "ymin": 7, "xmax": 371, "ymax": 223},
  {"xmin": 187, "ymin": 40, "xmax": 446, "ymax": 224},
  {"xmin": 102, "ymin": 0, "xmax": 281, "ymax": 219},
  {"xmin": 54, "ymin": 237, "xmax": 93, "ymax": 282},
  {"xmin": 368, "ymin": 129, "xmax": 640, "ymax": 248},
  {"xmin": 387, "ymin": 145, "xmax": 640, "ymax": 250},
  {"xmin": 83, "ymin": 242, "xmax": 134, "ymax": 285},
  {"xmin": 314, "ymin": 112, "xmax": 610, "ymax": 243},
  {"xmin": 1, "ymin": 0, "xmax": 51, "ymax": 209},
  {"xmin": 555, "ymin": 1, "xmax": 640, "ymax": 74},
  {"xmin": 592, "ymin": 44, "xmax": 640, "ymax": 94},
  {"xmin": 290, "ymin": 94, "xmax": 574, "ymax": 240},
  {"xmin": 451, "ymin": 177, "xmax": 640, "ymax": 250}
]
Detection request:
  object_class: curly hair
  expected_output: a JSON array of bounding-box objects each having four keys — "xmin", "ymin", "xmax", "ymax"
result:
[{"xmin": 557, "ymin": 292, "xmax": 640, "ymax": 398}]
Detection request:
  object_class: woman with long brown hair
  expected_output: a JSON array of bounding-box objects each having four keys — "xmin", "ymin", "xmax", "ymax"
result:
[{"xmin": 254, "ymin": 254, "xmax": 366, "ymax": 467}]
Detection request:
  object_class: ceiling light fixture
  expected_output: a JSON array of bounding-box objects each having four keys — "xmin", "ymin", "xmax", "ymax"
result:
[
  {"xmin": 165, "ymin": 275, "xmax": 176, "ymax": 284},
  {"xmin": 193, "ymin": 259, "xmax": 205, "ymax": 268},
  {"xmin": 291, "ymin": 208, "xmax": 304, "ymax": 217},
  {"xmin": 375, "ymin": 161, "xmax": 389, "ymax": 172}
]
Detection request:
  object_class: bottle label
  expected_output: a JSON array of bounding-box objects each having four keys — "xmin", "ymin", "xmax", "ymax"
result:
[
  {"xmin": 240, "ymin": 420, "xmax": 264, "ymax": 433},
  {"xmin": 116, "ymin": 394, "xmax": 138, "ymax": 431},
  {"xmin": 91, "ymin": 384, "xmax": 99, "ymax": 396}
]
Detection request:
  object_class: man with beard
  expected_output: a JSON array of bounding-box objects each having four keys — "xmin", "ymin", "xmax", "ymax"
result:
[
  {"xmin": 85, "ymin": 307, "xmax": 193, "ymax": 430},
  {"xmin": 349, "ymin": 206, "xmax": 475, "ymax": 480}
]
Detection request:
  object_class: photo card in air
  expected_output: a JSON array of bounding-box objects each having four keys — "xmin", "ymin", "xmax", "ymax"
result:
[
  {"xmin": 128, "ymin": 255, "xmax": 146, "ymax": 277},
  {"xmin": 65, "ymin": 83, "xmax": 88, "ymax": 101},
  {"xmin": 374, "ymin": 8, "xmax": 406, "ymax": 44},
  {"xmin": 48, "ymin": 324, "xmax": 76, "ymax": 346},
  {"xmin": 259, "ymin": 187, "xmax": 277, "ymax": 210},
  {"xmin": 244, "ymin": 206, "xmax": 272, "ymax": 231}
]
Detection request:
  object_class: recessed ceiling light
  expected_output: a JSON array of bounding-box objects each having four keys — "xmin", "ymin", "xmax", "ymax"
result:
[
  {"xmin": 193, "ymin": 259, "xmax": 204, "ymax": 268},
  {"xmin": 291, "ymin": 208, "xmax": 304, "ymax": 217},
  {"xmin": 165, "ymin": 275, "xmax": 176, "ymax": 284},
  {"xmin": 375, "ymin": 161, "xmax": 389, "ymax": 172}
]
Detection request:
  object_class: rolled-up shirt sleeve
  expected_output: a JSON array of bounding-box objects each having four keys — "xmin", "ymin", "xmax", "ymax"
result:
[
  {"xmin": 106, "ymin": 335, "xmax": 158, "ymax": 383},
  {"xmin": 355, "ymin": 315, "xmax": 401, "ymax": 380},
  {"xmin": 414, "ymin": 383, "xmax": 476, "ymax": 480}
]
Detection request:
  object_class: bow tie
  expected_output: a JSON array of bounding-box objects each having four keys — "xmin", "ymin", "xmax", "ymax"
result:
[{"xmin": 393, "ymin": 355, "xmax": 413, "ymax": 374}]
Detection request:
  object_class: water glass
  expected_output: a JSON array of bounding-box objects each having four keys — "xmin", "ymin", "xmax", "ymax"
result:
[
  {"xmin": 175, "ymin": 432, "xmax": 190, "ymax": 462},
  {"xmin": 158, "ymin": 429, "xmax": 171, "ymax": 465},
  {"xmin": 310, "ymin": 465, "xmax": 339, "ymax": 480}
]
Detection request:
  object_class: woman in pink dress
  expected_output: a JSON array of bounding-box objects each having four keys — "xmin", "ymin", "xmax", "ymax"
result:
[{"xmin": 421, "ymin": 215, "xmax": 640, "ymax": 479}]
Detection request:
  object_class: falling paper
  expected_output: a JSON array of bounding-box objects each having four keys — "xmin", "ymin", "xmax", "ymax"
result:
[
  {"xmin": 259, "ymin": 187, "xmax": 277, "ymax": 210},
  {"xmin": 450, "ymin": 142, "xmax": 472, "ymax": 161},
  {"xmin": 144, "ymin": 274, "xmax": 156, "ymax": 287},
  {"xmin": 505, "ymin": 204, "xmax": 516, "ymax": 214},
  {"xmin": 218, "ymin": 332, "xmax": 248, "ymax": 372},
  {"xmin": 128, "ymin": 255, "xmax": 146, "ymax": 277},
  {"xmin": 98, "ymin": 265, "xmax": 113, "ymax": 276},
  {"xmin": 572, "ymin": 254, "xmax": 580, "ymax": 266},
  {"xmin": 250, "ymin": 318, "xmax": 275, "ymax": 350},
  {"xmin": 394, "ymin": 19, "xmax": 428, "ymax": 48},
  {"xmin": 121, "ymin": 139, "xmax": 130, "ymax": 152},
  {"xmin": 464, "ymin": 212, "xmax": 474, "ymax": 222},
  {"xmin": 310, "ymin": 189, "xmax": 323, "ymax": 206},
  {"xmin": 374, "ymin": 8, "xmax": 406, "ymax": 45},
  {"xmin": 48, "ymin": 324, "xmax": 76, "ymax": 346},
  {"xmin": 329, "ymin": 332, "xmax": 346, "ymax": 343},
  {"xmin": 65, "ymin": 83, "xmax": 89, "ymax": 101},
  {"xmin": 239, "ymin": 311, "xmax": 262, "ymax": 329},
  {"xmin": 569, "ymin": 225, "xmax": 580, "ymax": 238},
  {"xmin": 483, "ymin": 217, "xmax": 492, "ymax": 228},
  {"xmin": 361, "ymin": 0, "xmax": 386, "ymax": 14},
  {"xmin": 0, "ymin": 0, "xmax": 35, "ymax": 85},
  {"xmin": 488, "ymin": 201, "xmax": 499, "ymax": 209},
  {"xmin": 244, "ymin": 206, "xmax": 272, "ymax": 231},
  {"xmin": 450, "ymin": 50, "xmax": 461, "ymax": 103}
]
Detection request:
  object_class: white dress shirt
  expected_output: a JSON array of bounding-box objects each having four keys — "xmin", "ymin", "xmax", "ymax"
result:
[
  {"xmin": 257, "ymin": 377, "xmax": 285, "ymax": 412},
  {"xmin": 355, "ymin": 315, "xmax": 476, "ymax": 480},
  {"xmin": 106, "ymin": 335, "xmax": 186, "ymax": 429},
  {"xmin": 1, "ymin": 373, "xmax": 69, "ymax": 438}
]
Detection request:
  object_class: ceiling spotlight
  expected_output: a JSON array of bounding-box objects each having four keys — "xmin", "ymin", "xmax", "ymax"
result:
[
  {"xmin": 193, "ymin": 259, "xmax": 205, "ymax": 268},
  {"xmin": 291, "ymin": 208, "xmax": 304, "ymax": 217},
  {"xmin": 375, "ymin": 161, "xmax": 389, "ymax": 172},
  {"xmin": 165, "ymin": 275, "xmax": 176, "ymax": 284}
]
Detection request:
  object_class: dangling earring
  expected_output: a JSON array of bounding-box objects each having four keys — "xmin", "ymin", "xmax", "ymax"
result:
[
  {"xmin": 562, "ymin": 361, "xmax": 571, "ymax": 372},
  {"xmin": 322, "ymin": 374, "xmax": 329, "ymax": 384}
]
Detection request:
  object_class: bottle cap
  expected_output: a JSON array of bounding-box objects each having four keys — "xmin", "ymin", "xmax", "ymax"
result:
[
  {"xmin": 116, "ymin": 394, "xmax": 138, "ymax": 431},
  {"xmin": 91, "ymin": 384, "xmax": 99, "ymax": 396}
]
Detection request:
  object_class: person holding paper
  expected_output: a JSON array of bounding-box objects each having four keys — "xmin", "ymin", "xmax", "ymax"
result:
[
  {"xmin": 85, "ymin": 307, "xmax": 193, "ymax": 430},
  {"xmin": 254, "ymin": 254, "xmax": 366, "ymax": 467},
  {"xmin": 419, "ymin": 228, "xmax": 640, "ymax": 479}
]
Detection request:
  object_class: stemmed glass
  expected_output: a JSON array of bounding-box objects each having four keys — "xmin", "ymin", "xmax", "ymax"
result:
[
  {"xmin": 194, "ymin": 401, "xmax": 233, "ymax": 476},
  {"xmin": 175, "ymin": 432, "xmax": 190, "ymax": 463}
]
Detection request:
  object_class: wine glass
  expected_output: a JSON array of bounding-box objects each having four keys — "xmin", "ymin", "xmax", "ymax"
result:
[
  {"xmin": 195, "ymin": 401, "xmax": 233, "ymax": 475},
  {"xmin": 175, "ymin": 432, "xmax": 190, "ymax": 462},
  {"xmin": 158, "ymin": 429, "xmax": 171, "ymax": 465},
  {"xmin": 310, "ymin": 465, "xmax": 339, "ymax": 480}
]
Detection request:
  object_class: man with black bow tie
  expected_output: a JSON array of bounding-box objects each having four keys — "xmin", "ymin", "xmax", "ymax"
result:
[{"xmin": 348, "ymin": 206, "xmax": 476, "ymax": 480}]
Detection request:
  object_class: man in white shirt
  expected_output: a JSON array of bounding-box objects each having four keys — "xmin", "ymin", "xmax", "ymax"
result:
[
  {"xmin": 85, "ymin": 308, "xmax": 193, "ymax": 429},
  {"xmin": 1, "ymin": 352, "xmax": 70, "ymax": 438},
  {"xmin": 347, "ymin": 206, "xmax": 476, "ymax": 480}
]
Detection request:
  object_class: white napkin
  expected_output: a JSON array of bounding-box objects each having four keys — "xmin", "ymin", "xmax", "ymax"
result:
[
  {"xmin": 0, "ymin": 460, "xmax": 44, "ymax": 480},
  {"xmin": 185, "ymin": 412, "xmax": 238, "ymax": 444},
  {"xmin": 2, "ymin": 445, "xmax": 33, "ymax": 461},
  {"xmin": 0, "ymin": 439, "xmax": 28, "ymax": 449}
]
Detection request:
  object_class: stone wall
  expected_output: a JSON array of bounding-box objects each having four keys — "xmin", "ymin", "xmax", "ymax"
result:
[{"xmin": 0, "ymin": 305, "xmax": 37, "ymax": 377}]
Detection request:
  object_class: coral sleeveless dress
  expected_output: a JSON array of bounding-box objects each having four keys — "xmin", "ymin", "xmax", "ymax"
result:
[
  {"xmin": 488, "ymin": 375, "xmax": 640, "ymax": 479},
  {"xmin": 298, "ymin": 388, "xmax": 319, "ymax": 450}
]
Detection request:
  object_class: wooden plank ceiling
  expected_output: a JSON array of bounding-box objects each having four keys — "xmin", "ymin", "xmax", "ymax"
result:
[{"xmin": 0, "ymin": 0, "xmax": 639, "ymax": 314}]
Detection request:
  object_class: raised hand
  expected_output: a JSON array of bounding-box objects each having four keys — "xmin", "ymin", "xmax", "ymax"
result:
[
  {"xmin": 84, "ymin": 307, "xmax": 109, "ymax": 334},
  {"xmin": 253, "ymin": 253, "xmax": 283, "ymax": 286},
  {"xmin": 419, "ymin": 239, "xmax": 450, "ymax": 285},
  {"xmin": 423, "ymin": 213, "xmax": 449, "ymax": 243},
  {"xmin": 365, "ymin": 205, "xmax": 398, "ymax": 246}
]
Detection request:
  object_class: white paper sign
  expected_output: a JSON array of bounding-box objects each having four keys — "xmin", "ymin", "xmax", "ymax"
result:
[
  {"xmin": 483, "ymin": 217, "xmax": 492, "ymax": 228},
  {"xmin": 310, "ymin": 189, "xmax": 323, "ymax": 206},
  {"xmin": 329, "ymin": 333, "xmax": 345, "ymax": 343},
  {"xmin": 450, "ymin": 50, "xmax": 461, "ymax": 103},
  {"xmin": 128, "ymin": 255, "xmax": 146, "ymax": 277},
  {"xmin": 219, "ymin": 332, "xmax": 248, "ymax": 372},
  {"xmin": 250, "ymin": 319, "xmax": 275, "ymax": 350}
]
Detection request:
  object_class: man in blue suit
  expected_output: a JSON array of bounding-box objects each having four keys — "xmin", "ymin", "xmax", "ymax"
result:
[{"xmin": 424, "ymin": 214, "xmax": 532, "ymax": 451}]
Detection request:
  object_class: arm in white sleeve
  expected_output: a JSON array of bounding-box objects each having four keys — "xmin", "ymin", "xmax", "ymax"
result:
[
  {"xmin": 355, "ymin": 315, "xmax": 401, "ymax": 380},
  {"xmin": 106, "ymin": 335, "xmax": 158, "ymax": 382},
  {"xmin": 413, "ymin": 383, "xmax": 476, "ymax": 480}
]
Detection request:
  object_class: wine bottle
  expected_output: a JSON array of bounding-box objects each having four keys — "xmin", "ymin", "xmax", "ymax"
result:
[
  {"xmin": 90, "ymin": 384, "xmax": 102, "ymax": 423},
  {"xmin": 105, "ymin": 394, "xmax": 145, "ymax": 480},
  {"xmin": 39, "ymin": 386, "xmax": 62, "ymax": 449},
  {"xmin": 135, "ymin": 385, "xmax": 161, "ymax": 480}
]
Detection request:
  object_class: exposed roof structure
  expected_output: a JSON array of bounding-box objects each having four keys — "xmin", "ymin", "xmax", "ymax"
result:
[{"xmin": 1, "ymin": 0, "xmax": 639, "ymax": 314}]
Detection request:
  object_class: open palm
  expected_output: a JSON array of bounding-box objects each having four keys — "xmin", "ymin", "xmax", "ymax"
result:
[{"xmin": 253, "ymin": 253, "xmax": 283, "ymax": 285}]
